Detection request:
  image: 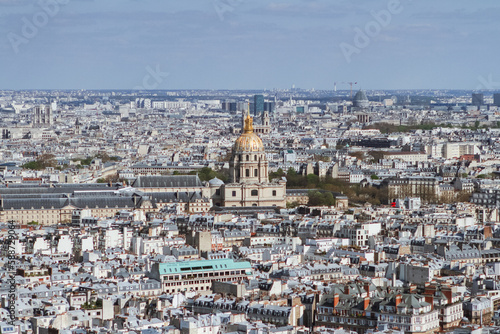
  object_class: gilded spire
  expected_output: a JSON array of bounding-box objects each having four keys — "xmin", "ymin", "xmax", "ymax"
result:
[{"xmin": 243, "ymin": 104, "xmax": 253, "ymax": 133}]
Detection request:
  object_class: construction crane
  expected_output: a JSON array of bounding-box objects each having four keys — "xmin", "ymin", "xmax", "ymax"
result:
[{"xmin": 334, "ymin": 82, "xmax": 358, "ymax": 99}]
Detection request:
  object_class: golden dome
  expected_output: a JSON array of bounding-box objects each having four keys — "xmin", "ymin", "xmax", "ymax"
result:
[{"xmin": 233, "ymin": 112, "xmax": 264, "ymax": 152}]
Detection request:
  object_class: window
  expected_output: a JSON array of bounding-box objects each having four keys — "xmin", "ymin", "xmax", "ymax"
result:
[
  {"xmin": 246, "ymin": 169, "xmax": 250, "ymax": 177},
  {"xmin": 272, "ymin": 190, "xmax": 277, "ymax": 196},
  {"xmin": 232, "ymin": 191, "xmax": 236, "ymax": 197},
  {"xmin": 246, "ymin": 155, "xmax": 249, "ymax": 161},
  {"xmin": 251, "ymin": 190, "xmax": 258, "ymax": 196},
  {"xmin": 254, "ymin": 155, "xmax": 257, "ymax": 160},
  {"xmin": 254, "ymin": 169, "xmax": 258, "ymax": 177},
  {"xmin": 215, "ymin": 189, "xmax": 220, "ymax": 196}
]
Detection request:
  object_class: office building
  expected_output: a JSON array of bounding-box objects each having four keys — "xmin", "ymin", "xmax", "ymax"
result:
[
  {"xmin": 253, "ymin": 95, "xmax": 264, "ymax": 116},
  {"xmin": 472, "ymin": 93, "xmax": 484, "ymax": 106},
  {"xmin": 494, "ymin": 93, "xmax": 500, "ymax": 107}
]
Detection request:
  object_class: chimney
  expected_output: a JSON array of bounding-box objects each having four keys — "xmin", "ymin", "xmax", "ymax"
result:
[
  {"xmin": 409, "ymin": 284, "xmax": 417, "ymax": 293},
  {"xmin": 424, "ymin": 295, "xmax": 434, "ymax": 310},
  {"xmin": 364, "ymin": 282, "xmax": 371, "ymax": 296},
  {"xmin": 333, "ymin": 294, "xmax": 339, "ymax": 307},
  {"xmin": 484, "ymin": 226, "xmax": 492, "ymax": 239},
  {"xmin": 364, "ymin": 297, "xmax": 370, "ymax": 310},
  {"xmin": 344, "ymin": 285, "xmax": 350, "ymax": 295},
  {"xmin": 392, "ymin": 272, "xmax": 397, "ymax": 287},
  {"xmin": 395, "ymin": 294, "xmax": 402, "ymax": 307},
  {"xmin": 442, "ymin": 287, "xmax": 453, "ymax": 303},
  {"xmin": 425, "ymin": 284, "xmax": 436, "ymax": 296}
]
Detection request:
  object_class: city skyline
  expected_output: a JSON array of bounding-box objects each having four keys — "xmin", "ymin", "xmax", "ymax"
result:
[{"xmin": 0, "ymin": 0, "xmax": 499, "ymax": 90}]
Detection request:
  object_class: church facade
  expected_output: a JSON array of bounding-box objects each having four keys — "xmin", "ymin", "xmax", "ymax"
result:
[{"xmin": 209, "ymin": 111, "xmax": 286, "ymax": 208}]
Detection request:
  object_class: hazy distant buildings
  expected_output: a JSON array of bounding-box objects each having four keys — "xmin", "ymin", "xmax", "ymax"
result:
[
  {"xmin": 33, "ymin": 105, "xmax": 53, "ymax": 127},
  {"xmin": 472, "ymin": 93, "xmax": 484, "ymax": 106},
  {"xmin": 264, "ymin": 101, "xmax": 276, "ymax": 113}
]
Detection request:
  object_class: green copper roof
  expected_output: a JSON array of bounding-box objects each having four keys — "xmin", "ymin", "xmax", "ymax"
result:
[{"xmin": 159, "ymin": 258, "xmax": 252, "ymax": 275}]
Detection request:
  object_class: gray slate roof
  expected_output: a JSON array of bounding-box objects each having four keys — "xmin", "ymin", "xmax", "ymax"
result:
[{"xmin": 132, "ymin": 175, "xmax": 203, "ymax": 188}]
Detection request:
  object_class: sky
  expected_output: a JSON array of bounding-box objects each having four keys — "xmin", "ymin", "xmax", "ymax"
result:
[{"xmin": 0, "ymin": 0, "xmax": 499, "ymax": 90}]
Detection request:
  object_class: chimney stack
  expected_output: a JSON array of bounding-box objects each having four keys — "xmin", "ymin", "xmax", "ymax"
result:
[
  {"xmin": 364, "ymin": 282, "xmax": 371, "ymax": 296},
  {"xmin": 364, "ymin": 296, "xmax": 370, "ymax": 310},
  {"xmin": 442, "ymin": 287, "xmax": 453, "ymax": 303},
  {"xmin": 395, "ymin": 294, "xmax": 402, "ymax": 307},
  {"xmin": 334, "ymin": 294, "xmax": 340, "ymax": 307},
  {"xmin": 424, "ymin": 295, "xmax": 434, "ymax": 310}
]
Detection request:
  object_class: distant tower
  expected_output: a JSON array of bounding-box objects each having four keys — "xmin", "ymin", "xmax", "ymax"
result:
[
  {"xmin": 494, "ymin": 93, "xmax": 500, "ymax": 107},
  {"xmin": 472, "ymin": 93, "xmax": 484, "ymax": 106},
  {"xmin": 253, "ymin": 95, "xmax": 264, "ymax": 116},
  {"xmin": 75, "ymin": 118, "xmax": 82, "ymax": 135},
  {"xmin": 261, "ymin": 110, "xmax": 270, "ymax": 128},
  {"xmin": 33, "ymin": 105, "xmax": 53, "ymax": 128}
]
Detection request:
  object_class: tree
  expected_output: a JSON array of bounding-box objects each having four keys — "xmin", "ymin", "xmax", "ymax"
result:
[
  {"xmin": 308, "ymin": 191, "xmax": 323, "ymax": 206},
  {"xmin": 371, "ymin": 174, "xmax": 379, "ymax": 180},
  {"xmin": 287, "ymin": 167, "xmax": 297, "ymax": 177},
  {"xmin": 456, "ymin": 191, "xmax": 472, "ymax": 202},
  {"xmin": 103, "ymin": 172, "xmax": 126, "ymax": 184},
  {"xmin": 269, "ymin": 168, "xmax": 285, "ymax": 181},
  {"xmin": 182, "ymin": 167, "xmax": 229, "ymax": 182},
  {"xmin": 323, "ymin": 192, "xmax": 335, "ymax": 206},
  {"xmin": 314, "ymin": 155, "xmax": 330, "ymax": 162},
  {"xmin": 350, "ymin": 152, "xmax": 364, "ymax": 161},
  {"xmin": 22, "ymin": 154, "xmax": 57, "ymax": 170},
  {"xmin": 96, "ymin": 152, "xmax": 111, "ymax": 163},
  {"xmin": 308, "ymin": 191, "xmax": 336, "ymax": 207},
  {"xmin": 37, "ymin": 154, "xmax": 57, "ymax": 168},
  {"xmin": 306, "ymin": 174, "xmax": 319, "ymax": 187},
  {"xmin": 79, "ymin": 156, "xmax": 93, "ymax": 166},
  {"xmin": 368, "ymin": 151, "xmax": 385, "ymax": 163}
]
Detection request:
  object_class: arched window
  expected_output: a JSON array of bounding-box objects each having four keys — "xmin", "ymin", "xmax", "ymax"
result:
[{"xmin": 251, "ymin": 190, "xmax": 258, "ymax": 196}]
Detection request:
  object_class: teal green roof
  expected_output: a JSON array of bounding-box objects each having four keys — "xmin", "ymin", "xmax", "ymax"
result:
[{"xmin": 159, "ymin": 258, "xmax": 252, "ymax": 275}]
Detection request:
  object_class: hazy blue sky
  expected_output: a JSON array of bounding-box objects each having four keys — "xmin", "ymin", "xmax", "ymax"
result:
[{"xmin": 0, "ymin": 0, "xmax": 498, "ymax": 90}]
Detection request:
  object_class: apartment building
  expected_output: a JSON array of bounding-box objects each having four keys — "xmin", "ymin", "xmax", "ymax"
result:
[{"xmin": 148, "ymin": 258, "xmax": 252, "ymax": 294}]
